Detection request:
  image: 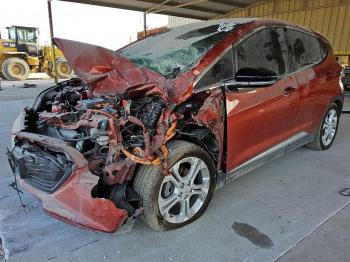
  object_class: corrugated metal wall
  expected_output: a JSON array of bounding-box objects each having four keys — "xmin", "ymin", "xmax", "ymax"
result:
[{"xmin": 218, "ymin": 0, "xmax": 350, "ymax": 58}]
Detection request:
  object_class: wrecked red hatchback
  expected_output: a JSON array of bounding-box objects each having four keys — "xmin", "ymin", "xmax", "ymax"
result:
[{"xmin": 8, "ymin": 18, "xmax": 344, "ymax": 232}]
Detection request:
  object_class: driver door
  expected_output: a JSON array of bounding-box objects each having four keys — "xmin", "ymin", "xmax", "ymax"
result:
[{"xmin": 225, "ymin": 27, "xmax": 300, "ymax": 171}]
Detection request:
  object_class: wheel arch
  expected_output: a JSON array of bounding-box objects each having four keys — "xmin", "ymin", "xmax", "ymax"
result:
[
  {"xmin": 322, "ymin": 96, "xmax": 344, "ymax": 119},
  {"xmin": 333, "ymin": 98, "xmax": 343, "ymax": 112},
  {"xmin": 129, "ymin": 130, "xmax": 220, "ymax": 191},
  {"xmin": 0, "ymin": 52, "xmax": 28, "ymax": 61},
  {"xmin": 174, "ymin": 125, "xmax": 220, "ymax": 170},
  {"xmin": 129, "ymin": 129, "xmax": 220, "ymax": 186}
]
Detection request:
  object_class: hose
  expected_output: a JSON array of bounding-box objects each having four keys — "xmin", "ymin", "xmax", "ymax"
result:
[
  {"xmin": 121, "ymin": 121, "xmax": 176, "ymax": 165},
  {"xmin": 54, "ymin": 127, "xmax": 95, "ymax": 142},
  {"xmin": 83, "ymin": 143, "xmax": 100, "ymax": 156},
  {"xmin": 90, "ymin": 109, "xmax": 118, "ymax": 121}
]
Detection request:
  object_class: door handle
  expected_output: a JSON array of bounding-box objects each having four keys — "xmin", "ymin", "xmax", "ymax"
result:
[{"xmin": 283, "ymin": 86, "xmax": 297, "ymax": 95}]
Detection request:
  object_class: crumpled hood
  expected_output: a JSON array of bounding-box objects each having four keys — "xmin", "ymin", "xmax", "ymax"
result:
[{"xmin": 53, "ymin": 38, "xmax": 168, "ymax": 99}]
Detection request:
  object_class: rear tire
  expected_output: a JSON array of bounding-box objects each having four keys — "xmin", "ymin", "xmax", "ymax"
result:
[
  {"xmin": 56, "ymin": 59, "xmax": 73, "ymax": 79},
  {"xmin": 307, "ymin": 103, "xmax": 340, "ymax": 150},
  {"xmin": 1, "ymin": 57, "xmax": 30, "ymax": 81},
  {"xmin": 133, "ymin": 140, "xmax": 216, "ymax": 231},
  {"xmin": 48, "ymin": 59, "xmax": 73, "ymax": 79}
]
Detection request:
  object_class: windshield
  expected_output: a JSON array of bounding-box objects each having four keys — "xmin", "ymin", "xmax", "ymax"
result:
[
  {"xmin": 16, "ymin": 27, "xmax": 37, "ymax": 44},
  {"xmin": 118, "ymin": 21, "xmax": 241, "ymax": 78},
  {"xmin": 8, "ymin": 27, "xmax": 16, "ymax": 40}
]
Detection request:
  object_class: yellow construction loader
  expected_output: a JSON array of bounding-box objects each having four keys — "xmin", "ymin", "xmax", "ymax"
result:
[{"xmin": 0, "ymin": 25, "xmax": 73, "ymax": 80}]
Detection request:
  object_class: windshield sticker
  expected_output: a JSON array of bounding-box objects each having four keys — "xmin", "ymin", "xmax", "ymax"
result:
[{"xmin": 217, "ymin": 22, "xmax": 236, "ymax": 32}]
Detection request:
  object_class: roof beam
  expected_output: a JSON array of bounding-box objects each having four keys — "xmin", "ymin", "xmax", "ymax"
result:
[
  {"xmin": 60, "ymin": 0, "xmax": 148, "ymax": 13},
  {"xmin": 144, "ymin": 0, "xmax": 227, "ymax": 15},
  {"xmin": 59, "ymin": 0, "xmax": 245, "ymax": 19},
  {"xmin": 160, "ymin": 10, "xmax": 209, "ymax": 20},
  {"xmin": 150, "ymin": 0, "xmax": 207, "ymax": 13},
  {"xmin": 207, "ymin": 0, "xmax": 248, "ymax": 8}
]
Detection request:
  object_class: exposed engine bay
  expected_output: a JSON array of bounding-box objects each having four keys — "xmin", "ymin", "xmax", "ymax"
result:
[
  {"xmin": 33, "ymin": 79, "xmax": 169, "ymax": 171},
  {"xmin": 12, "ymin": 78, "xmax": 223, "ymax": 220}
]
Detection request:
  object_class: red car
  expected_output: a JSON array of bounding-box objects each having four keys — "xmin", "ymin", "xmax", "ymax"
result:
[{"xmin": 8, "ymin": 18, "xmax": 344, "ymax": 232}]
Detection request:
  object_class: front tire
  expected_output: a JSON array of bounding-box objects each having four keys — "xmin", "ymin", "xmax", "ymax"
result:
[
  {"xmin": 307, "ymin": 103, "xmax": 340, "ymax": 150},
  {"xmin": 133, "ymin": 140, "xmax": 216, "ymax": 231},
  {"xmin": 1, "ymin": 57, "xmax": 30, "ymax": 81}
]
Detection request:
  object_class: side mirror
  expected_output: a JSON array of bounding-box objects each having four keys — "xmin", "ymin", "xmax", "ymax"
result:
[
  {"xmin": 225, "ymin": 67, "xmax": 278, "ymax": 89},
  {"xmin": 236, "ymin": 67, "xmax": 278, "ymax": 84}
]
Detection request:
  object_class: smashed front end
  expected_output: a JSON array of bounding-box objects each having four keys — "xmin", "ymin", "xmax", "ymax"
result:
[
  {"xmin": 7, "ymin": 22, "xmax": 230, "ymax": 232},
  {"xmin": 8, "ymin": 70, "xmax": 183, "ymax": 230}
]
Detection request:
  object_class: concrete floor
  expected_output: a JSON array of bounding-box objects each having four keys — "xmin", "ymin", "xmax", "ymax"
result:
[{"xmin": 0, "ymin": 80, "xmax": 349, "ymax": 262}]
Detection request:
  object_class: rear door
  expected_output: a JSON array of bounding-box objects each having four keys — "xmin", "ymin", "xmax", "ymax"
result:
[
  {"xmin": 225, "ymin": 27, "xmax": 300, "ymax": 171},
  {"xmin": 285, "ymin": 29, "xmax": 331, "ymax": 133}
]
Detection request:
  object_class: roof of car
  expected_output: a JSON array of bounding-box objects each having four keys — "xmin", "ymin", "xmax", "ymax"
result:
[
  {"xmin": 166, "ymin": 18, "xmax": 260, "ymax": 35},
  {"xmin": 170, "ymin": 18, "xmax": 312, "ymax": 34}
]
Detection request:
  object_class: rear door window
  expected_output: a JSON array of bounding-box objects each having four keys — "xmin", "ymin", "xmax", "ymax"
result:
[
  {"xmin": 234, "ymin": 27, "xmax": 288, "ymax": 77},
  {"xmin": 285, "ymin": 29, "xmax": 325, "ymax": 72}
]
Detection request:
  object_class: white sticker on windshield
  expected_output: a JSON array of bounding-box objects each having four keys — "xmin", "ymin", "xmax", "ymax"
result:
[{"xmin": 217, "ymin": 22, "xmax": 236, "ymax": 32}]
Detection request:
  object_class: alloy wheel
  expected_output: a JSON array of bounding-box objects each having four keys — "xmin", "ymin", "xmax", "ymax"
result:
[
  {"xmin": 158, "ymin": 157, "xmax": 210, "ymax": 224},
  {"xmin": 321, "ymin": 108, "xmax": 338, "ymax": 146}
]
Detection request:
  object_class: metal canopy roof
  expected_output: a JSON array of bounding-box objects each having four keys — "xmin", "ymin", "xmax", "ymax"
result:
[{"xmin": 59, "ymin": 0, "xmax": 260, "ymax": 20}]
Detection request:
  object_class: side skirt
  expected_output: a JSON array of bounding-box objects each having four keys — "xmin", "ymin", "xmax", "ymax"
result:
[{"xmin": 216, "ymin": 132, "xmax": 315, "ymax": 188}]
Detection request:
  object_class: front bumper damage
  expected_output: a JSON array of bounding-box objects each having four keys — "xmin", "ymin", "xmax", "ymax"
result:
[{"xmin": 8, "ymin": 132, "xmax": 128, "ymax": 232}]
